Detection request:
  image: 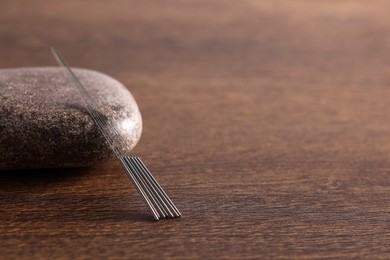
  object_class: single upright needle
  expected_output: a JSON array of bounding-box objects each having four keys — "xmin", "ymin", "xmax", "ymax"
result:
[{"xmin": 51, "ymin": 47, "xmax": 181, "ymax": 220}]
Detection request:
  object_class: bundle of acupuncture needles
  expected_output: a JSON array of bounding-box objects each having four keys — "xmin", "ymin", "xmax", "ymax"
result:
[{"xmin": 51, "ymin": 48, "xmax": 181, "ymax": 221}]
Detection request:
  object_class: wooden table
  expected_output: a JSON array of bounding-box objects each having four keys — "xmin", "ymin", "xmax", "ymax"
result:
[{"xmin": 0, "ymin": 1, "xmax": 389, "ymax": 258}]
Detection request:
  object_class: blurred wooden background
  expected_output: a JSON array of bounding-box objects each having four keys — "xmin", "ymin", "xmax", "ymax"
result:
[{"xmin": 0, "ymin": 0, "xmax": 389, "ymax": 258}]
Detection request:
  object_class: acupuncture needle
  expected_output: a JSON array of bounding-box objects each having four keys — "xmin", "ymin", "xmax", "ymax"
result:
[{"xmin": 51, "ymin": 47, "xmax": 181, "ymax": 220}]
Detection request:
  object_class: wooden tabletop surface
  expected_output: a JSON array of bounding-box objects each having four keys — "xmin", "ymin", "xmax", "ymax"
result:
[{"xmin": 0, "ymin": 0, "xmax": 389, "ymax": 259}]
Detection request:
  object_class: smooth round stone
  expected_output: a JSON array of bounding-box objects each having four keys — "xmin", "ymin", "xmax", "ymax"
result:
[{"xmin": 0, "ymin": 67, "xmax": 142, "ymax": 169}]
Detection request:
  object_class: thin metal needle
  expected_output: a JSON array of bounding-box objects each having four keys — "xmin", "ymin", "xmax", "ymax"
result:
[
  {"xmin": 124, "ymin": 157, "xmax": 166, "ymax": 218},
  {"xmin": 133, "ymin": 157, "xmax": 179, "ymax": 217},
  {"xmin": 51, "ymin": 47, "xmax": 180, "ymax": 221},
  {"xmin": 129, "ymin": 157, "xmax": 174, "ymax": 217},
  {"xmin": 134, "ymin": 157, "xmax": 181, "ymax": 216},
  {"xmin": 120, "ymin": 158, "xmax": 160, "ymax": 220}
]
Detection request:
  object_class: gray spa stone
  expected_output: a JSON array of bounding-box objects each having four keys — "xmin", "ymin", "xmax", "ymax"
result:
[{"xmin": 0, "ymin": 67, "xmax": 142, "ymax": 169}]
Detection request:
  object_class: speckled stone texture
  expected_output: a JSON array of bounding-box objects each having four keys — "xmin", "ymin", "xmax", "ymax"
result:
[{"xmin": 0, "ymin": 67, "xmax": 142, "ymax": 169}]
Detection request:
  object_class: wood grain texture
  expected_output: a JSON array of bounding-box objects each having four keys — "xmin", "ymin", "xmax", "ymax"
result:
[{"xmin": 0, "ymin": 0, "xmax": 389, "ymax": 259}]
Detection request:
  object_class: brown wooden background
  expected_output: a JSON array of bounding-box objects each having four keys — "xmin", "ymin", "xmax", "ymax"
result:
[{"xmin": 0, "ymin": 0, "xmax": 389, "ymax": 259}]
